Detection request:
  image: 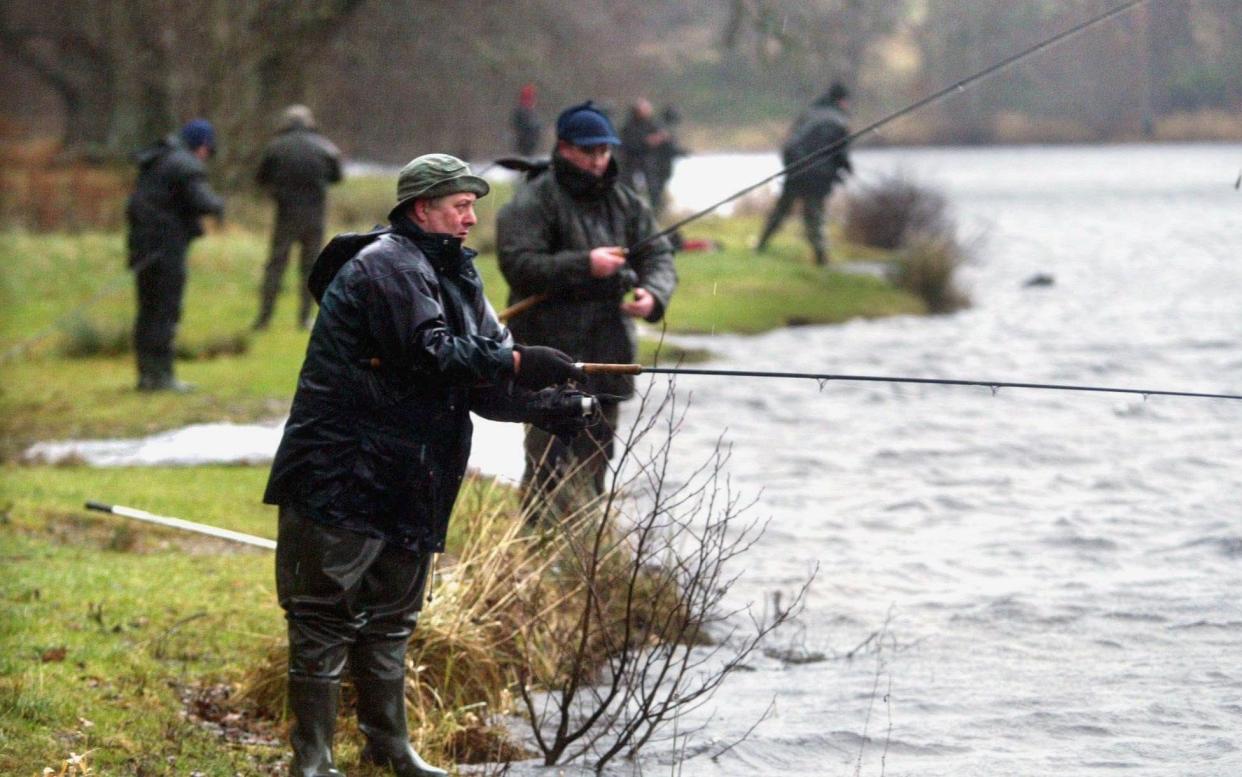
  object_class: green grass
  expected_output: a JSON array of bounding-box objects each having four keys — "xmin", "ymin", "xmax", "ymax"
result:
[
  {"xmin": 669, "ymin": 214, "xmax": 923, "ymax": 334},
  {"xmin": 0, "ymin": 465, "xmax": 284, "ymax": 775},
  {"xmin": 0, "ymin": 175, "xmax": 918, "ymax": 455},
  {"xmin": 0, "ymin": 465, "xmax": 518, "ymax": 775}
]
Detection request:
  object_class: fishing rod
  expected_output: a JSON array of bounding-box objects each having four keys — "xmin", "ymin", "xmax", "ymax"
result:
[
  {"xmin": 497, "ymin": 0, "xmax": 1149, "ymax": 322},
  {"xmin": 575, "ymin": 363, "xmax": 1242, "ymax": 403},
  {"xmin": 85, "ymin": 500, "xmax": 277, "ymax": 550}
]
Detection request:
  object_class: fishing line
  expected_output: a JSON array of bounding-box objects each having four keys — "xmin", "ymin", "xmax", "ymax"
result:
[{"xmin": 577, "ymin": 363, "xmax": 1242, "ymax": 403}]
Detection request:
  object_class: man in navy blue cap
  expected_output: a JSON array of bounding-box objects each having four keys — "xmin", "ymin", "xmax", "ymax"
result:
[
  {"xmin": 498, "ymin": 101, "xmax": 678, "ymax": 520},
  {"xmin": 125, "ymin": 118, "xmax": 224, "ymax": 391}
]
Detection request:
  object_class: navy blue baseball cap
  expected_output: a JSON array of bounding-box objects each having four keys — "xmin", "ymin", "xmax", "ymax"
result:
[
  {"xmin": 180, "ymin": 119, "xmax": 216, "ymax": 152},
  {"xmin": 555, "ymin": 101, "xmax": 620, "ymax": 147}
]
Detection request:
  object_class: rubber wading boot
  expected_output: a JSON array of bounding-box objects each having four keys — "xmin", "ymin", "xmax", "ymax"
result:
[
  {"xmin": 354, "ymin": 643, "xmax": 447, "ymax": 777},
  {"xmin": 287, "ymin": 676, "xmax": 346, "ymax": 777}
]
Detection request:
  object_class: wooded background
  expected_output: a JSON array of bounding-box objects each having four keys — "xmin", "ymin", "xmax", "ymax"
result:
[{"xmin": 3, "ymin": 0, "xmax": 1239, "ymax": 178}]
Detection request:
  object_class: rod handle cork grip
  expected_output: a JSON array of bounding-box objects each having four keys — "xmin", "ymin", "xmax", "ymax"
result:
[
  {"xmin": 578, "ymin": 363, "xmax": 644, "ymax": 375},
  {"xmin": 498, "ymin": 292, "xmax": 551, "ymax": 322}
]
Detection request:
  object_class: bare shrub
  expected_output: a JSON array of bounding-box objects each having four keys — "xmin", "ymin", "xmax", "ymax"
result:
[
  {"xmin": 515, "ymin": 379, "xmax": 813, "ymax": 773},
  {"xmin": 843, "ymin": 173, "xmax": 949, "ymax": 250}
]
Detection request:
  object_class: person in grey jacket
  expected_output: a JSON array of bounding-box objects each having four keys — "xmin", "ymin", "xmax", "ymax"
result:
[
  {"xmin": 125, "ymin": 118, "xmax": 224, "ymax": 391},
  {"xmin": 265, "ymin": 154, "xmax": 589, "ymax": 777},
  {"xmin": 253, "ymin": 105, "xmax": 343, "ymax": 330},
  {"xmin": 498, "ymin": 101, "xmax": 677, "ymax": 519}
]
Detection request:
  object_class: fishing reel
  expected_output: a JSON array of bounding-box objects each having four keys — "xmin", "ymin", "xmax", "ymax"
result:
[{"xmin": 527, "ymin": 384, "xmax": 599, "ymax": 439}]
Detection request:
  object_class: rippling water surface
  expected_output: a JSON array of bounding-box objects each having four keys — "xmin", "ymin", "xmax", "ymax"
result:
[{"xmin": 589, "ymin": 143, "xmax": 1242, "ymax": 777}]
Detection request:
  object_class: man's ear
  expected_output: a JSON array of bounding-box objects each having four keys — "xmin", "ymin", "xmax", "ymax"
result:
[{"xmin": 409, "ymin": 199, "xmax": 426, "ymax": 225}]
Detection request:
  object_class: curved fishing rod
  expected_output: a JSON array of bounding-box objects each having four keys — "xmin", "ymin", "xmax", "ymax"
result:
[
  {"xmin": 576, "ymin": 363, "xmax": 1242, "ymax": 403},
  {"xmin": 633, "ymin": 0, "xmax": 1148, "ymax": 254},
  {"xmin": 498, "ymin": 0, "xmax": 1149, "ymax": 322}
]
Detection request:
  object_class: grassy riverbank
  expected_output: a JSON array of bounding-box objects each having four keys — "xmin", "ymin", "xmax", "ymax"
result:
[
  {"xmin": 0, "ymin": 175, "xmax": 918, "ymax": 773},
  {"xmin": 0, "ymin": 177, "xmax": 919, "ymax": 453}
]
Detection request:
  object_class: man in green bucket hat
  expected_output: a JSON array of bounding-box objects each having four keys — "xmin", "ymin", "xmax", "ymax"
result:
[{"xmin": 265, "ymin": 154, "xmax": 593, "ymax": 777}]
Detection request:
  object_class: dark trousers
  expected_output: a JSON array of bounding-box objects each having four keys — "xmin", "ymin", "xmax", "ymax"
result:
[
  {"xmin": 757, "ymin": 184, "xmax": 831, "ymax": 265},
  {"xmin": 257, "ymin": 204, "xmax": 324, "ymax": 328},
  {"xmin": 275, "ymin": 505, "xmax": 432, "ymax": 680},
  {"xmin": 521, "ymin": 400, "xmax": 619, "ymax": 522},
  {"xmin": 133, "ymin": 250, "xmax": 187, "ymax": 383}
]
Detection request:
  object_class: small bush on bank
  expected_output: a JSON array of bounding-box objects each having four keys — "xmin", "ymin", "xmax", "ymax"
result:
[
  {"xmin": 843, "ymin": 173, "xmax": 949, "ymax": 250},
  {"xmin": 888, "ymin": 232, "xmax": 971, "ymax": 314},
  {"xmin": 844, "ymin": 174, "xmax": 971, "ymax": 313}
]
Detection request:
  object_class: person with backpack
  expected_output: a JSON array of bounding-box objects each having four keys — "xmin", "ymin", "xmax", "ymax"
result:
[
  {"xmin": 497, "ymin": 101, "xmax": 677, "ymax": 522},
  {"xmin": 755, "ymin": 82, "xmax": 854, "ymax": 266},
  {"xmin": 253, "ymin": 104, "xmax": 343, "ymax": 331},
  {"xmin": 125, "ymin": 118, "xmax": 224, "ymax": 392},
  {"xmin": 263, "ymin": 154, "xmax": 593, "ymax": 777}
]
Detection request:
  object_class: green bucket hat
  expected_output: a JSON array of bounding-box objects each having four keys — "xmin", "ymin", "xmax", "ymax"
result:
[{"xmin": 395, "ymin": 153, "xmax": 489, "ymax": 207}]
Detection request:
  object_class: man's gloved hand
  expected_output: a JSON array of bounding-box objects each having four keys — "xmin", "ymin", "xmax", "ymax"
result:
[
  {"xmin": 526, "ymin": 385, "xmax": 598, "ymax": 442},
  {"xmin": 514, "ymin": 344, "xmax": 586, "ymax": 389}
]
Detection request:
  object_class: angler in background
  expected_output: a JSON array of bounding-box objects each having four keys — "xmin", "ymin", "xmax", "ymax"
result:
[
  {"xmin": 618, "ymin": 97, "xmax": 671, "ymax": 210},
  {"xmin": 649, "ymin": 104, "xmax": 689, "ymax": 220},
  {"xmin": 253, "ymin": 104, "xmax": 343, "ymax": 331},
  {"xmin": 125, "ymin": 118, "xmax": 224, "ymax": 392},
  {"xmin": 498, "ymin": 101, "xmax": 677, "ymax": 522},
  {"xmin": 511, "ymin": 83, "xmax": 543, "ymax": 158},
  {"xmin": 756, "ymin": 82, "xmax": 854, "ymax": 266},
  {"xmin": 264, "ymin": 154, "xmax": 590, "ymax": 777}
]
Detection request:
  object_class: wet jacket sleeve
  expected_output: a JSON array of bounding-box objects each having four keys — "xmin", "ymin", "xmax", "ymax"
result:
[
  {"xmin": 467, "ymin": 300, "xmax": 537, "ymax": 421},
  {"xmin": 629, "ymin": 203, "xmax": 677, "ymax": 323},
  {"xmin": 497, "ymin": 193, "xmax": 594, "ymax": 296},
  {"xmin": 172, "ymin": 155, "xmax": 224, "ymax": 218},
  {"xmin": 364, "ymin": 266, "xmax": 514, "ymax": 385}
]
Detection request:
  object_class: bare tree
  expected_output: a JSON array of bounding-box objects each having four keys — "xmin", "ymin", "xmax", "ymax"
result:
[{"xmin": 514, "ymin": 378, "xmax": 814, "ymax": 773}]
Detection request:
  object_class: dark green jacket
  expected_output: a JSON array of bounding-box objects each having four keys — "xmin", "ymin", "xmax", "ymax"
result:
[
  {"xmin": 497, "ymin": 154, "xmax": 677, "ymax": 398},
  {"xmin": 256, "ymin": 127, "xmax": 342, "ymax": 210}
]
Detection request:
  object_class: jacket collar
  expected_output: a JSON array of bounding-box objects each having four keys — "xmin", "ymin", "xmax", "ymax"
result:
[
  {"xmin": 552, "ymin": 151, "xmax": 618, "ymax": 200},
  {"xmin": 388, "ymin": 207, "xmax": 476, "ymax": 274}
]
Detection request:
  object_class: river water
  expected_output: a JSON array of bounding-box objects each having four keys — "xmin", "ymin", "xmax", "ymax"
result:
[{"xmin": 28, "ymin": 143, "xmax": 1242, "ymax": 775}]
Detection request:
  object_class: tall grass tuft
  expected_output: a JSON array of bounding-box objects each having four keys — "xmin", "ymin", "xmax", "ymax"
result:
[
  {"xmin": 844, "ymin": 173, "xmax": 971, "ymax": 313},
  {"xmin": 57, "ymin": 315, "xmax": 131, "ymax": 358},
  {"xmin": 888, "ymin": 233, "xmax": 972, "ymax": 314}
]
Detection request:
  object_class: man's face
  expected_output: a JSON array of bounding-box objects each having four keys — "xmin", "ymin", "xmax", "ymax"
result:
[
  {"xmin": 559, "ymin": 142, "xmax": 612, "ymax": 178},
  {"xmin": 413, "ymin": 192, "xmax": 478, "ymax": 239}
]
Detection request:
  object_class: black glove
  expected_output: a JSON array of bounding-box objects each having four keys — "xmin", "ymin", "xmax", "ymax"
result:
[
  {"xmin": 525, "ymin": 385, "xmax": 598, "ymax": 442},
  {"xmin": 514, "ymin": 344, "xmax": 585, "ymax": 389}
]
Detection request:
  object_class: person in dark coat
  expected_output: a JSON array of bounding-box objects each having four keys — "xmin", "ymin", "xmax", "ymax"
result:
[
  {"xmin": 264, "ymin": 153, "xmax": 590, "ymax": 777},
  {"xmin": 618, "ymin": 98, "xmax": 671, "ymax": 210},
  {"xmin": 497, "ymin": 101, "xmax": 677, "ymax": 520},
  {"xmin": 647, "ymin": 104, "xmax": 687, "ymax": 218},
  {"xmin": 756, "ymin": 82, "xmax": 854, "ymax": 266},
  {"xmin": 511, "ymin": 83, "xmax": 542, "ymax": 157},
  {"xmin": 125, "ymin": 118, "xmax": 224, "ymax": 392},
  {"xmin": 253, "ymin": 105, "xmax": 343, "ymax": 330}
]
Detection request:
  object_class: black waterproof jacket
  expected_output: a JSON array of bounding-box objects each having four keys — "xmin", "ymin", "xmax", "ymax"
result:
[
  {"xmin": 782, "ymin": 100, "xmax": 853, "ymax": 196},
  {"xmin": 126, "ymin": 135, "xmax": 224, "ymax": 267},
  {"xmin": 264, "ymin": 212, "xmax": 537, "ymax": 552},
  {"xmin": 496, "ymin": 154, "xmax": 677, "ymax": 399},
  {"xmin": 256, "ymin": 127, "xmax": 343, "ymax": 210}
]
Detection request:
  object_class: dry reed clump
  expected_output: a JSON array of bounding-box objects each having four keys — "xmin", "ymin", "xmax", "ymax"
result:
[
  {"xmin": 887, "ymin": 232, "xmax": 971, "ymax": 314},
  {"xmin": 0, "ymin": 143, "xmax": 130, "ymax": 232}
]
